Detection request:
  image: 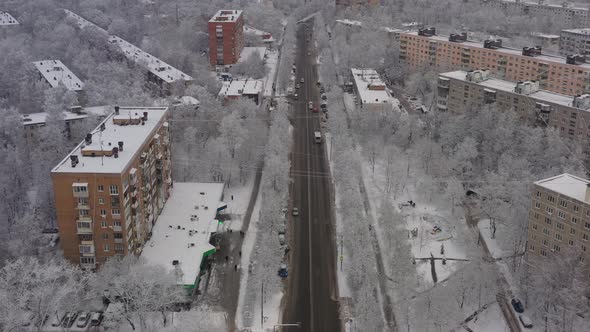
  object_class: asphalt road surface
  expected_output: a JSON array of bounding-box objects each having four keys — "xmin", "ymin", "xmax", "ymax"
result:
[{"xmin": 282, "ymin": 20, "xmax": 341, "ymax": 332}]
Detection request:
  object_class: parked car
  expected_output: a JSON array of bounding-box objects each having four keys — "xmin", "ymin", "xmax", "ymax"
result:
[
  {"xmin": 321, "ymin": 94, "xmax": 327, "ymax": 100},
  {"xmin": 61, "ymin": 312, "xmax": 78, "ymax": 328},
  {"xmin": 312, "ymin": 106, "xmax": 319, "ymax": 113},
  {"xmin": 511, "ymin": 298, "xmax": 525, "ymax": 313},
  {"xmin": 278, "ymin": 264, "xmax": 288, "ymax": 278},
  {"xmin": 90, "ymin": 312, "xmax": 104, "ymax": 326},
  {"xmin": 320, "ymin": 86, "xmax": 325, "ymax": 93},
  {"xmin": 50, "ymin": 313, "xmax": 63, "ymax": 327},
  {"xmin": 316, "ymin": 81, "xmax": 321, "ymax": 86},
  {"xmin": 294, "ymin": 93, "xmax": 298, "ymax": 100},
  {"xmin": 308, "ymin": 101, "xmax": 313, "ymax": 110},
  {"xmin": 300, "ymin": 77, "xmax": 304, "ymax": 83},
  {"xmin": 295, "ymin": 83, "xmax": 300, "ymax": 89},
  {"xmin": 292, "ymin": 207, "xmax": 299, "ymax": 216},
  {"xmin": 76, "ymin": 312, "xmax": 90, "ymax": 328},
  {"xmin": 279, "ymin": 234, "xmax": 286, "ymax": 245},
  {"xmin": 519, "ymin": 314, "xmax": 533, "ymax": 328}
]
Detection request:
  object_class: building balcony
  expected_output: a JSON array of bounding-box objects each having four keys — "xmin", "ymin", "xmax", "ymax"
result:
[
  {"xmin": 114, "ymin": 238, "xmax": 124, "ymax": 244},
  {"xmin": 77, "ymin": 223, "xmax": 93, "ymax": 234},
  {"xmin": 112, "ymin": 225, "xmax": 122, "ymax": 232},
  {"xmin": 76, "ymin": 203, "xmax": 90, "ymax": 210},
  {"xmin": 80, "ymin": 263, "xmax": 96, "ymax": 270},
  {"xmin": 80, "ymin": 240, "xmax": 94, "ymax": 246}
]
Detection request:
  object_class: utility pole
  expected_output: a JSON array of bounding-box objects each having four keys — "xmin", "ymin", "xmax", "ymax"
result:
[{"xmin": 340, "ymin": 234, "xmax": 343, "ymax": 271}]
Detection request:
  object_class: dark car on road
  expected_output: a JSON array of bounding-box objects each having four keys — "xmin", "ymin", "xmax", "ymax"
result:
[{"xmin": 511, "ymin": 298, "xmax": 524, "ymax": 313}]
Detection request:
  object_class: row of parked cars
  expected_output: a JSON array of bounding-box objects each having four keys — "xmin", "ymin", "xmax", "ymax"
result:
[{"xmin": 22, "ymin": 311, "xmax": 104, "ymax": 330}]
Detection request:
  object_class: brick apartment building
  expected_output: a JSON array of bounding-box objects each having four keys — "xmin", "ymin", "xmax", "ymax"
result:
[
  {"xmin": 526, "ymin": 173, "xmax": 590, "ymax": 268},
  {"xmin": 437, "ymin": 69, "xmax": 590, "ymax": 156},
  {"xmin": 481, "ymin": 0, "xmax": 590, "ymax": 25},
  {"xmin": 51, "ymin": 106, "xmax": 172, "ymax": 269},
  {"xmin": 208, "ymin": 10, "xmax": 244, "ymax": 66},
  {"xmin": 399, "ymin": 28, "xmax": 590, "ymax": 96},
  {"xmin": 560, "ymin": 28, "xmax": 590, "ymax": 56}
]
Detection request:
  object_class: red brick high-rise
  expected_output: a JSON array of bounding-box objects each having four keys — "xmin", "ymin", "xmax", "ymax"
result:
[{"xmin": 208, "ymin": 10, "xmax": 244, "ymax": 66}]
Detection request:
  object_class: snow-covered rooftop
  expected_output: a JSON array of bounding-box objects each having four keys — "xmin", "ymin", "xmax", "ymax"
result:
[
  {"xmin": 63, "ymin": 8, "xmax": 102, "ymax": 31},
  {"xmin": 108, "ymin": 36, "xmax": 193, "ymax": 84},
  {"xmin": 219, "ymin": 79, "xmax": 263, "ymax": 97},
  {"xmin": 440, "ymin": 70, "xmax": 581, "ymax": 108},
  {"xmin": 22, "ymin": 106, "xmax": 110, "ymax": 126},
  {"xmin": 52, "ymin": 107, "xmax": 168, "ymax": 174},
  {"xmin": 33, "ymin": 60, "xmax": 84, "ymax": 92},
  {"xmin": 240, "ymin": 46, "xmax": 267, "ymax": 62},
  {"xmin": 350, "ymin": 68, "xmax": 394, "ymax": 105},
  {"xmin": 0, "ymin": 11, "xmax": 18, "ymax": 25},
  {"xmin": 535, "ymin": 173, "xmax": 590, "ymax": 203},
  {"xmin": 335, "ymin": 19, "xmax": 362, "ymax": 27},
  {"xmin": 495, "ymin": 0, "xmax": 588, "ymax": 11},
  {"xmin": 209, "ymin": 10, "xmax": 243, "ymax": 23},
  {"xmin": 141, "ymin": 182, "xmax": 224, "ymax": 286},
  {"xmin": 532, "ymin": 32, "xmax": 560, "ymax": 39},
  {"xmin": 243, "ymin": 25, "xmax": 274, "ymax": 42},
  {"xmin": 562, "ymin": 28, "xmax": 590, "ymax": 35},
  {"xmin": 403, "ymin": 31, "xmax": 590, "ymax": 69}
]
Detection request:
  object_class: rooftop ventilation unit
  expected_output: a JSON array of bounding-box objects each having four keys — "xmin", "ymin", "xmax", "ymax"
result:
[{"xmin": 418, "ymin": 27, "xmax": 436, "ymax": 37}]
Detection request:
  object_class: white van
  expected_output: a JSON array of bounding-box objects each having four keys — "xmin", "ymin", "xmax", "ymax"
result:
[{"xmin": 314, "ymin": 131, "xmax": 321, "ymax": 143}]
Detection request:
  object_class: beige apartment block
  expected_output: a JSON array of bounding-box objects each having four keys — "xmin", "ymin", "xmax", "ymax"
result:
[
  {"xmin": 437, "ymin": 69, "xmax": 590, "ymax": 157},
  {"xmin": 399, "ymin": 28, "xmax": 590, "ymax": 96},
  {"xmin": 482, "ymin": 0, "xmax": 590, "ymax": 26},
  {"xmin": 51, "ymin": 106, "xmax": 172, "ymax": 269},
  {"xmin": 527, "ymin": 174, "xmax": 590, "ymax": 268},
  {"xmin": 560, "ymin": 29, "xmax": 590, "ymax": 56}
]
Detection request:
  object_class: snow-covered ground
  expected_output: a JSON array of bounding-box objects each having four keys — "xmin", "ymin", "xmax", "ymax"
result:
[
  {"xmin": 478, "ymin": 219, "xmax": 505, "ymax": 259},
  {"xmin": 223, "ymin": 177, "xmax": 256, "ymax": 231},
  {"xmin": 465, "ymin": 302, "xmax": 510, "ymax": 332},
  {"xmin": 263, "ymin": 49, "xmax": 279, "ymax": 97}
]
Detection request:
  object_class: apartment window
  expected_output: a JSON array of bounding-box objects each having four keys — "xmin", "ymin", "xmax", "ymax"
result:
[
  {"xmin": 529, "ymin": 244, "xmax": 535, "ymax": 251},
  {"xmin": 114, "ymin": 233, "xmax": 123, "ymax": 239},
  {"xmin": 557, "ymin": 210, "xmax": 566, "ymax": 219},
  {"xmin": 78, "ymin": 197, "xmax": 88, "ymax": 205},
  {"xmin": 569, "ymin": 239, "xmax": 574, "ymax": 246},
  {"xmin": 555, "ymin": 233, "xmax": 562, "ymax": 241},
  {"xmin": 79, "ymin": 245, "xmax": 93, "ymax": 254},
  {"xmin": 99, "ymin": 197, "xmax": 104, "ymax": 205},
  {"xmin": 98, "ymin": 184, "xmax": 104, "ymax": 192},
  {"xmin": 583, "ymin": 244, "xmax": 587, "ymax": 252},
  {"xmin": 533, "ymin": 213, "xmax": 539, "ymax": 220},
  {"xmin": 585, "ymin": 222, "xmax": 590, "ymax": 230},
  {"xmin": 79, "ymin": 234, "xmax": 92, "ymax": 241},
  {"xmin": 114, "ymin": 220, "xmax": 122, "ymax": 227},
  {"xmin": 73, "ymin": 185, "xmax": 88, "ymax": 193},
  {"xmin": 104, "ymin": 244, "xmax": 110, "ymax": 252},
  {"xmin": 102, "ymin": 233, "xmax": 109, "ymax": 240},
  {"xmin": 557, "ymin": 222, "xmax": 564, "ymax": 230},
  {"xmin": 573, "ymin": 205, "xmax": 579, "ymax": 212},
  {"xmin": 559, "ymin": 200, "xmax": 568, "ymax": 208},
  {"xmin": 100, "ymin": 209, "xmax": 107, "ymax": 217},
  {"xmin": 571, "ymin": 228, "xmax": 576, "ymax": 235},
  {"xmin": 547, "ymin": 195, "xmax": 555, "ymax": 203},
  {"xmin": 115, "ymin": 244, "xmax": 124, "ymax": 251},
  {"xmin": 553, "ymin": 244, "xmax": 561, "ymax": 252},
  {"xmin": 532, "ymin": 223, "xmax": 538, "ymax": 230},
  {"xmin": 534, "ymin": 201, "xmax": 541, "ymax": 209},
  {"xmin": 545, "ymin": 217, "xmax": 552, "ymax": 225},
  {"xmin": 101, "ymin": 220, "xmax": 107, "ymax": 228},
  {"xmin": 583, "ymin": 233, "xmax": 589, "ymax": 241},
  {"xmin": 543, "ymin": 228, "xmax": 550, "ymax": 236},
  {"xmin": 79, "ymin": 209, "xmax": 89, "ymax": 216},
  {"xmin": 540, "ymin": 249, "xmax": 547, "ymax": 256},
  {"xmin": 546, "ymin": 206, "xmax": 554, "ymax": 214},
  {"xmin": 572, "ymin": 217, "xmax": 578, "ymax": 224},
  {"xmin": 536, "ymin": 191, "xmax": 542, "ymax": 198},
  {"xmin": 109, "ymin": 185, "xmax": 119, "ymax": 195},
  {"xmin": 76, "ymin": 221, "xmax": 91, "ymax": 229},
  {"xmin": 112, "ymin": 209, "xmax": 120, "ymax": 216},
  {"xmin": 80, "ymin": 257, "xmax": 95, "ymax": 265}
]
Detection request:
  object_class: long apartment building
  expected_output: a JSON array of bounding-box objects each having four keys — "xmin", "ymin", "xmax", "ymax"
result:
[
  {"xmin": 560, "ymin": 28, "xmax": 590, "ymax": 56},
  {"xmin": 527, "ymin": 173, "xmax": 590, "ymax": 269},
  {"xmin": 482, "ymin": 0, "xmax": 590, "ymax": 25},
  {"xmin": 51, "ymin": 106, "xmax": 172, "ymax": 269},
  {"xmin": 208, "ymin": 10, "xmax": 244, "ymax": 66},
  {"xmin": 399, "ymin": 28, "xmax": 590, "ymax": 96},
  {"xmin": 437, "ymin": 69, "xmax": 590, "ymax": 155}
]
